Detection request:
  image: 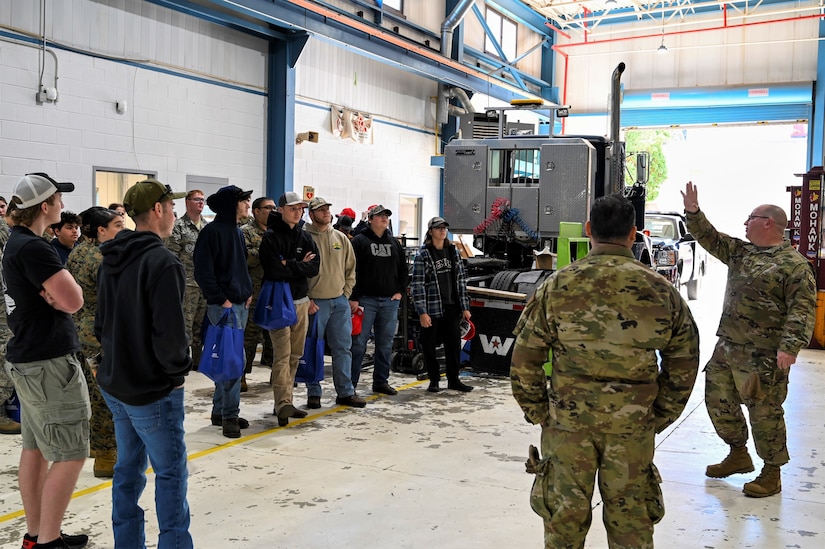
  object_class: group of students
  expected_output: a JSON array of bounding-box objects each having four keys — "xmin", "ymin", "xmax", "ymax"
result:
[{"xmin": 1, "ymin": 171, "xmax": 479, "ymax": 549}]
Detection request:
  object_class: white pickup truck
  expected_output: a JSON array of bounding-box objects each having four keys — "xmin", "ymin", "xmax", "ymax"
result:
[{"xmin": 644, "ymin": 211, "xmax": 707, "ymax": 300}]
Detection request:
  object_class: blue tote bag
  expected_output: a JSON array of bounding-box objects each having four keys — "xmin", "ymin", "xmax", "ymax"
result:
[
  {"xmin": 199, "ymin": 308, "xmax": 245, "ymax": 383},
  {"xmin": 254, "ymin": 280, "xmax": 297, "ymax": 330},
  {"xmin": 295, "ymin": 314, "xmax": 325, "ymax": 384}
]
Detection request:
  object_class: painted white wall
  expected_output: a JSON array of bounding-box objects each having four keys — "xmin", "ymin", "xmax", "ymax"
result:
[{"xmin": 0, "ymin": 1, "xmax": 443, "ymax": 242}]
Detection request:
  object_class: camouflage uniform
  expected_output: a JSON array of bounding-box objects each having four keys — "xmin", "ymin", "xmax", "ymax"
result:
[
  {"xmin": 166, "ymin": 213, "xmax": 208, "ymax": 365},
  {"xmin": 686, "ymin": 210, "xmax": 816, "ymax": 466},
  {"xmin": 241, "ymin": 219, "xmax": 273, "ymax": 370},
  {"xmin": 511, "ymin": 244, "xmax": 699, "ymax": 549},
  {"xmin": 66, "ymin": 240, "xmax": 116, "ymax": 454},
  {"xmin": 0, "ymin": 218, "xmax": 14, "ymax": 416}
]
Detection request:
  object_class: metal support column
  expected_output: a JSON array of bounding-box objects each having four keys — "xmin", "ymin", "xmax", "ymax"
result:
[{"xmin": 266, "ymin": 34, "xmax": 309, "ymax": 199}]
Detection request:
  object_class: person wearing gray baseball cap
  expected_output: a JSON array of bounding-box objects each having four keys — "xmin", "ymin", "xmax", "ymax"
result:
[{"xmin": 4, "ymin": 172, "xmax": 91, "ymax": 549}]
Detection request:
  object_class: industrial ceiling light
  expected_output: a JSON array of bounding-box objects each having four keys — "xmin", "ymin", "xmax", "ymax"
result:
[{"xmin": 657, "ymin": 0, "xmax": 668, "ymax": 55}]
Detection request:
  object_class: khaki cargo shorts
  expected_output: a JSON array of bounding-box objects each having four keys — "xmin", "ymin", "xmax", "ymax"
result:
[{"xmin": 5, "ymin": 353, "xmax": 91, "ymax": 462}]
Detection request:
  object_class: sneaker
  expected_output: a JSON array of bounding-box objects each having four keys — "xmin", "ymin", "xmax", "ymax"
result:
[
  {"xmin": 0, "ymin": 416, "xmax": 21, "ymax": 435},
  {"xmin": 211, "ymin": 415, "xmax": 249, "ymax": 429},
  {"xmin": 307, "ymin": 396, "xmax": 322, "ymax": 409},
  {"xmin": 222, "ymin": 418, "xmax": 241, "ymax": 438},
  {"xmin": 335, "ymin": 394, "xmax": 367, "ymax": 408},
  {"xmin": 447, "ymin": 381, "xmax": 474, "ymax": 393},
  {"xmin": 372, "ymin": 383, "xmax": 398, "ymax": 395},
  {"xmin": 23, "ymin": 532, "xmax": 85, "ymax": 549},
  {"xmin": 60, "ymin": 532, "xmax": 88, "ymax": 548}
]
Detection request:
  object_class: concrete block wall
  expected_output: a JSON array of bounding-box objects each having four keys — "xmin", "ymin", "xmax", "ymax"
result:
[{"xmin": 1, "ymin": 1, "xmax": 443, "ymax": 237}]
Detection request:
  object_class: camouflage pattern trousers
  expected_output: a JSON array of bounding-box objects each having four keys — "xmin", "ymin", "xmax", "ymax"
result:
[
  {"xmin": 534, "ymin": 424, "xmax": 663, "ymax": 549},
  {"xmin": 184, "ymin": 284, "xmax": 208, "ymax": 366},
  {"xmin": 81, "ymin": 347, "xmax": 117, "ymax": 454},
  {"xmin": 244, "ymin": 298, "xmax": 273, "ymax": 372},
  {"xmin": 705, "ymin": 338, "xmax": 790, "ymax": 466}
]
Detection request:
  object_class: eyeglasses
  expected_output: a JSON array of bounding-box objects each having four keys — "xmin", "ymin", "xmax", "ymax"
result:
[
  {"xmin": 187, "ymin": 197, "xmax": 205, "ymax": 203},
  {"xmin": 258, "ymin": 205, "xmax": 275, "ymax": 211},
  {"xmin": 746, "ymin": 215, "xmax": 771, "ymax": 222},
  {"xmin": 431, "ymin": 225, "xmax": 448, "ymax": 230}
]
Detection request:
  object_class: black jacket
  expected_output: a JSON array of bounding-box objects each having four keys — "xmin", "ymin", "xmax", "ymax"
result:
[
  {"xmin": 350, "ymin": 227, "xmax": 408, "ymax": 301},
  {"xmin": 193, "ymin": 189, "xmax": 253, "ymax": 305},
  {"xmin": 260, "ymin": 212, "xmax": 320, "ymax": 300},
  {"xmin": 96, "ymin": 230, "xmax": 192, "ymax": 405}
]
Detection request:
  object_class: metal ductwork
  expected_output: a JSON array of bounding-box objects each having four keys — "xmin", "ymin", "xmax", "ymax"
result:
[{"xmin": 437, "ymin": 0, "xmax": 476, "ymax": 127}]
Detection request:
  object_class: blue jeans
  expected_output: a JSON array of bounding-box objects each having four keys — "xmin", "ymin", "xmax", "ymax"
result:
[
  {"xmin": 207, "ymin": 303, "xmax": 248, "ymax": 419},
  {"xmin": 351, "ymin": 296, "xmax": 399, "ymax": 388},
  {"xmin": 101, "ymin": 388, "xmax": 192, "ymax": 549},
  {"xmin": 306, "ymin": 295, "xmax": 355, "ymax": 399}
]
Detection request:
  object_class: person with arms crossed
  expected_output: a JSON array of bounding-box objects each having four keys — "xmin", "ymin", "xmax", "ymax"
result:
[
  {"xmin": 4, "ymin": 173, "xmax": 89, "ymax": 549},
  {"xmin": 682, "ymin": 181, "xmax": 816, "ymax": 497},
  {"xmin": 96, "ymin": 178, "xmax": 194, "ymax": 548},
  {"xmin": 260, "ymin": 192, "xmax": 319, "ymax": 426},
  {"xmin": 510, "ymin": 194, "xmax": 700, "ymax": 549}
]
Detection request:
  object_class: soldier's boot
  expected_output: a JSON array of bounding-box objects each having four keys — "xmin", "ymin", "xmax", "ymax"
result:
[
  {"xmin": 93, "ymin": 449, "xmax": 117, "ymax": 478},
  {"xmin": 240, "ymin": 375, "xmax": 248, "ymax": 393},
  {"xmin": 0, "ymin": 416, "xmax": 21, "ymax": 435},
  {"xmin": 743, "ymin": 464, "xmax": 782, "ymax": 498},
  {"xmin": 706, "ymin": 445, "xmax": 754, "ymax": 478}
]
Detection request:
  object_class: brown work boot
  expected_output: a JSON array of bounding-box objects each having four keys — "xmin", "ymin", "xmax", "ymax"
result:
[
  {"xmin": 0, "ymin": 416, "xmax": 21, "ymax": 435},
  {"xmin": 706, "ymin": 446, "xmax": 754, "ymax": 478},
  {"xmin": 93, "ymin": 449, "xmax": 117, "ymax": 478},
  {"xmin": 743, "ymin": 464, "xmax": 782, "ymax": 497},
  {"xmin": 240, "ymin": 375, "xmax": 248, "ymax": 393}
]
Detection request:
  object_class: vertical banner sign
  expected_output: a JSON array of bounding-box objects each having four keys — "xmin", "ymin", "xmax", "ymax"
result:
[
  {"xmin": 798, "ymin": 168, "xmax": 823, "ymax": 264},
  {"xmin": 787, "ymin": 185, "xmax": 802, "ymax": 248},
  {"xmin": 303, "ymin": 186, "xmax": 315, "ymax": 201}
]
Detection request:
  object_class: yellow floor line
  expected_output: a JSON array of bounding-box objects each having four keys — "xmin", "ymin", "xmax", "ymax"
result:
[{"xmin": 0, "ymin": 378, "xmax": 427, "ymax": 524}]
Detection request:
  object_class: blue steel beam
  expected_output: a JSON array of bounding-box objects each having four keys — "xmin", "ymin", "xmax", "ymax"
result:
[
  {"xmin": 470, "ymin": 3, "xmax": 527, "ymax": 91},
  {"xmin": 552, "ymin": 0, "xmax": 816, "ymax": 28},
  {"xmin": 146, "ymin": 0, "xmax": 287, "ymax": 39},
  {"xmin": 200, "ymin": 0, "xmax": 543, "ymax": 102}
]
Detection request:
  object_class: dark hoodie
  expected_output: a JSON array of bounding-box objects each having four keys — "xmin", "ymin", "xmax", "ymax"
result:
[
  {"xmin": 193, "ymin": 187, "xmax": 253, "ymax": 305},
  {"xmin": 260, "ymin": 212, "xmax": 320, "ymax": 300},
  {"xmin": 350, "ymin": 226, "xmax": 409, "ymax": 301},
  {"xmin": 95, "ymin": 230, "xmax": 192, "ymax": 405}
]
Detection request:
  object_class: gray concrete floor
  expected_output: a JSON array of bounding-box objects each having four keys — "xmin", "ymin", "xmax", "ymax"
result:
[{"xmin": 2, "ymin": 261, "xmax": 824, "ymax": 548}]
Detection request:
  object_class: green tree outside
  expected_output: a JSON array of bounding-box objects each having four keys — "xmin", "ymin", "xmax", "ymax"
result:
[{"xmin": 625, "ymin": 129, "xmax": 671, "ymax": 202}]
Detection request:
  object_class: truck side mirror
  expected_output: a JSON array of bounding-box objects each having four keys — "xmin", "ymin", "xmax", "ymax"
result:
[{"xmin": 636, "ymin": 151, "xmax": 650, "ymax": 185}]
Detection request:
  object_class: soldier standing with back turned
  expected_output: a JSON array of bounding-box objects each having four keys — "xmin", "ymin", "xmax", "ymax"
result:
[
  {"xmin": 510, "ymin": 194, "xmax": 700, "ymax": 549},
  {"xmin": 682, "ymin": 181, "xmax": 816, "ymax": 497}
]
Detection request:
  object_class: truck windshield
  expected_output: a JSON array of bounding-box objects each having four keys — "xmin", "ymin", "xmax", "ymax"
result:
[{"xmin": 645, "ymin": 218, "xmax": 678, "ymax": 239}]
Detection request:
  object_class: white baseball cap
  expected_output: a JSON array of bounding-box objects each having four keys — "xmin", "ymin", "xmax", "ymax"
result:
[{"xmin": 13, "ymin": 173, "xmax": 75, "ymax": 209}]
